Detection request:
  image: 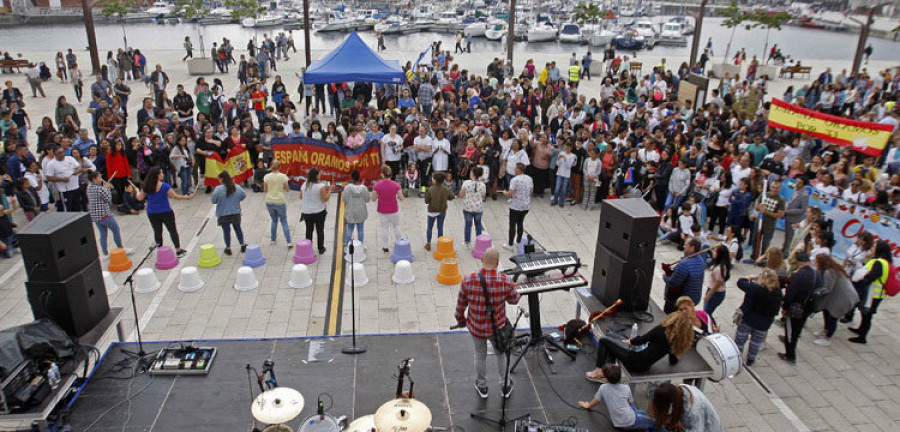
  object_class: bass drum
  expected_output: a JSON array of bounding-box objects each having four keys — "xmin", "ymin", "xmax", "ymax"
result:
[{"xmin": 696, "ymin": 333, "xmax": 742, "ymax": 382}]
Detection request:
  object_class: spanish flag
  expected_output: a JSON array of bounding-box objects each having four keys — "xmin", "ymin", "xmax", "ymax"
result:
[
  {"xmin": 767, "ymin": 98, "xmax": 894, "ymax": 157},
  {"xmin": 204, "ymin": 147, "xmax": 253, "ymax": 186}
]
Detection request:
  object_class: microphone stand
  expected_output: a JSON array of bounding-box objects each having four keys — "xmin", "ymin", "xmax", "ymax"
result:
[
  {"xmin": 470, "ymin": 307, "xmax": 529, "ymax": 429},
  {"xmin": 342, "ymin": 240, "xmax": 366, "ymax": 354},
  {"xmin": 119, "ymin": 245, "xmax": 161, "ymax": 371}
]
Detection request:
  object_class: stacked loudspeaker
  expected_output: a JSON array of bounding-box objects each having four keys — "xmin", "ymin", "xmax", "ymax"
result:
[
  {"xmin": 591, "ymin": 199, "xmax": 659, "ymax": 312},
  {"xmin": 20, "ymin": 213, "xmax": 109, "ymax": 337}
]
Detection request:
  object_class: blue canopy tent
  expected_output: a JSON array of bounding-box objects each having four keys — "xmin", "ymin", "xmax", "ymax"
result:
[{"xmin": 302, "ymin": 32, "xmax": 406, "ymax": 85}]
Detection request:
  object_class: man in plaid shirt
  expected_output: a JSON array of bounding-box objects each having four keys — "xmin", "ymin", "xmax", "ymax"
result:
[{"xmin": 455, "ymin": 248, "xmax": 520, "ymax": 399}]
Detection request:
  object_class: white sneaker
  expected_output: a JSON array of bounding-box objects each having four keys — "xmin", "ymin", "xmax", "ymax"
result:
[
  {"xmin": 813, "ymin": 330, "xmax": 825, "ymax": 338},
  {"xmin": 814, "ymin": 337, "xmax": 832, "ymax": 347},
  {"xmin": 124, "ymin": 247, "xmax": 135, "ymax": 255},
  {"xmin": 270, "ymin": 240, "xmax": 277, "ymax": 246},
  {"xmin": 502, "ymin": 244, "xmax": 515, "ymax": 252}
]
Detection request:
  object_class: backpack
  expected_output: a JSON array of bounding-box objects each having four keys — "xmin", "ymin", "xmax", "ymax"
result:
[{"xmin": 885, "ymin": 262, "xmax": 900, "ymax": 297}]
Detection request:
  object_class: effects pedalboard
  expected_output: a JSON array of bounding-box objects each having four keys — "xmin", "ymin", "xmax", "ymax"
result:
[
  {"xmin": 514, "ymin": 418, "xmax": 589, "ymax": 432},
  {"xmin": 148, "ymin": 346, "xmax": 217, "ymax": 375}
]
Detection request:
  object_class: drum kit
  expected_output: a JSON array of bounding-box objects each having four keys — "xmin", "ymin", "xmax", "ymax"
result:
[{"xmin": 249, "ymin": 358, "xmax": 437, "ymax": 432}]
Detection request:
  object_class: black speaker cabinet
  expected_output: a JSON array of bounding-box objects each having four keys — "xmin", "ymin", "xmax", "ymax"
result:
[
  {"xmin": 18, "ymin": 212, "xmax": 98, "ymax": 282},
  {"xmin": 25, "ymin": 259, "xmax": 109, "ymax": 337},
  {"xmin": 598, "ymin": 198, "xmax": 659, "ymax": 261},
  {"xmin": 591, "ymin": 244, "xmax": 655, "ymax": 312}
]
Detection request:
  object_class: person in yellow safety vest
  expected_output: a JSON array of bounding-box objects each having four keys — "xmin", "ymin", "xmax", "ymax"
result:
[
  {"xmin": 849, "ymin": 240, "xmax": 893, "ymax": 344},
  {"xmin": 658, "ymin": 58, "xmax": 667, "ymax": 71},
  {"xmin": 569, "ymin": 63, "xmax": 581, "ymax": 86}
]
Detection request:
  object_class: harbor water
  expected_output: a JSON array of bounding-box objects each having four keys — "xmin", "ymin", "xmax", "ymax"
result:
[{"xmin": 1, "ymin": 17, "xmax": 898, "ymax": 62}]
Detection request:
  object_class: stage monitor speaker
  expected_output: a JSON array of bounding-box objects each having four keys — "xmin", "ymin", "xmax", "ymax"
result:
[
  {"xmin": 18, "ymin": 212, "xmax": 98, "ymax": 282},
  {"xmin": 591, "ymin": 244, "xmax": 655, "ymax": 312},
  {"xmin": 25, "ymin": 259, "xmax": 109, "ymax": 337},
  {"xmin": 598, "ymin": 198, "xmax": 659, "ymax": 261}
]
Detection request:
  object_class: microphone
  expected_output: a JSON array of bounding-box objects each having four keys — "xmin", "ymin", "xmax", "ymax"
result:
[
  {"xmin": 518, "ymin": 306, "xmax": 529, "ymax": 318},
  {"xmin": 348, "ymin": 240, "xmax": 354, "ymax": 255},
  {"xmin": 149, "ymin": 244, "xmax": 159, "ymax": 251},
  {"xmin": 449, "ymin": 322, "xmax": 466, "ymax": 330}
]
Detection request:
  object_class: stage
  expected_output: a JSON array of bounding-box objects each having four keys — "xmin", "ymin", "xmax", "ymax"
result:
[{"xmin": 67, "ymin": 332, "xmax": 617, "ymax": 431}]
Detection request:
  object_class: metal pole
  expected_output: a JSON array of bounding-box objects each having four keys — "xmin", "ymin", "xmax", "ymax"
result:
[
  {"xmin": 81, "ymin": 0, "xmax": 101, "ymax": 75},
  {"xmin": 303, "ymin": 0, "xmax": 312, "ymax": 66},
  {"xmin": 506, "ymin": 0, "xmax": 516, "ymax": 66},
  {"xmin": 688, "ymin": 0, "xmax": 707, "ymax": 70}
]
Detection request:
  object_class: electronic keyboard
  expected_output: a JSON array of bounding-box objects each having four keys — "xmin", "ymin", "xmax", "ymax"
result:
[
  {"xmin": 516, "ymin": 274, "xmax": 588, "ymax": 295},
  {"xmin": 505, "ymin": 251, "xmax": 581, "ymax": 278}
]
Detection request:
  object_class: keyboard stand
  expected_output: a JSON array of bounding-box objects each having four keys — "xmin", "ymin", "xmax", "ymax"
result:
[{"xmin": 510, "ymin": 281, "xmax": 575, "ymax": 373}]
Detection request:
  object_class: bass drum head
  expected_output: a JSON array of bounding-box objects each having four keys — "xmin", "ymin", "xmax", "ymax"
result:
[{"xmin": 696, "ymin": 333, "xmax": 743, "ymax": 382}]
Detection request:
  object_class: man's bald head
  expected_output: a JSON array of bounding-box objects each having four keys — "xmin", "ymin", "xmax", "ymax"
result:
[{"xmin": 481, "ymin": 248, "xmax": 500, "ymax": 269}]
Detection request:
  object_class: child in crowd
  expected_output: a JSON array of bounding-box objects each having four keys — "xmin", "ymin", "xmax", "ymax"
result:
[
  {"xmin": 252, "ymin": 159, "xmax": 269, "ymax": 192},
  {"xmin": 15, "ymin": 177, "xmax": 40, "ymax": 221},
  {"xmin": 116, "ymin": 183, "xmax": 145, "ymax": 214},
  {"xmin": 0, "ymin": 204, "xmax": 17, "ymax": 258},
  {"xmin": 578, "ymin": 364, "xmax": 655, "ymax": 430},
  {"xmin": 403, "ymin": 161, "xmax": 418, "ymax": 197}
]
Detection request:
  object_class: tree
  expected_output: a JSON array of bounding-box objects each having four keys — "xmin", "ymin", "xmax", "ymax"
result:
[
  {"xmin": 228, "ymin": 0, "xmax": 268, "ymax": 48},
  {"xmin": 179, "ymin": 0, "xmax": 211, "ymax": 59},
  {"xmin": 748, "ymin": 11, "xmax": 792, "ymax": 61},
  {"xmin": 718, "ymin": 2, "xmax": 751, "ymax": 64},
  {"xmin": 101, "ymin": 0, "xmax": 136, "ymax": 49},
  {"xmin": 573, "ymin": 3, "xmax": 602, "ymax": 25}
]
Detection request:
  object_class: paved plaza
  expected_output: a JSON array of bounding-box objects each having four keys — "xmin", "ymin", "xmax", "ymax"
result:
[{"xmin": 0, "ymin": 44, "xmax": 898, "ymax": 431}]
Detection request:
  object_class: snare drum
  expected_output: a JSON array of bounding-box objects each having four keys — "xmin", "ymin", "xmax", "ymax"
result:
[{"xmin": 696, "ymin": 333, "xmax": 742, "ymax": 382}]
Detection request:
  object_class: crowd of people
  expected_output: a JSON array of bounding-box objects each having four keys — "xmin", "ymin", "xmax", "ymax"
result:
[{"xmin": 0, "ymin": 35, "xmax": 899, "ymax": 427}]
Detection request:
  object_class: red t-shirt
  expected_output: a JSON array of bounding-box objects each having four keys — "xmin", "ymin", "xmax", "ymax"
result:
[
  {"xmin": 252, "ymin": 91, "xmax": 266, "ymax": 111},
  {"xmin": 373, "ymin": 179, "xmax": 400, "ymax": 214}
]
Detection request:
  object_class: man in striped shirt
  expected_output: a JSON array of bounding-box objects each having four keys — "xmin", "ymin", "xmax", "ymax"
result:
[{"xmin": 455, "ymin": 248, "xmax": 520, "ymax": 399}]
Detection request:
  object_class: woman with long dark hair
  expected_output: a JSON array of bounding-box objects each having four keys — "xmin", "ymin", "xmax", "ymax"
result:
[
  {"xmin": 210, "ymin": 171, "xmax": 246, "ymax": 256},
  {"xmin": 702, "ymin": 244, "xmax": 732, "ymax": 318},
  {"xmin": 848, "ymin": 241, "xmax": 893, "ymax": 344},
  {"xmin": 300, "ymin": 168, "xmax": 333, "ymax": 255},
  {"xmin": 650, "ymin": 382, "xmax": 722, "ymax": 432},
  {"xmin": 136, "ymin": 166, "xmax": 193, "ymax": 257}
]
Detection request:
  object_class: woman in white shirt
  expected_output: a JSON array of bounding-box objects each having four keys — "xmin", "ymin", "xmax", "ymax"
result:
[
  {"xmin": 381, "ymin": 123, "xmax": 404, "ymax": 180},
  {"xmin": 503, "ymin": 139, "xmax": 529, "ymax": 188},
  {"xmin": 431, "ymin": 129, "xmax": 451, "ymax": 174},
  {"xmin": 809, "ymin": 231, "xmax": 833, "ymax": 271},
  {"xmin": 708, "ymin": 171, "xmax": 734, "ymax": 235},
  {"xmin": 458, "ymin": 166, "xmax": 487, "ymax": 247}
]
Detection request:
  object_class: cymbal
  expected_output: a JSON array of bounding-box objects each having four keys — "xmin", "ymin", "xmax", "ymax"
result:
[
  {"xmin": 347, "ymin": 414, "xmax": 376, "ymax": 432},
  {"xmin": 263, "ymin": 426, "xmax": 294, "ymax": 432},
  {"xmin": 252, "ymin": 387, "xmax": 305, "ymax": 425},
  {"xmin": 374, "ymin": 398, "xmax": 432, "ymax": 432}
]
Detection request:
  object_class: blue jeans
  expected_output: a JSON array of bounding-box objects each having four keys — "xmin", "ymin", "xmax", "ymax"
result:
[
  {"xmin": 426, "ymin": 212, "xmax": 446, "ymax": 243},
  {"xmin": 178, "ymin": 166, "xmax": 192, "ymax": 195},
  {"xmin": 0, "ymin": 234, "xmax": 16, "ymax": 258},
  {"xmin": 625, "ymin": 408, "xmax": 656, "ymax": 430},
  {"xmin": 95, "ymin": 217, "xmax": 123, "ymax": 255},
  {"xmin": 345, "ymin": 222, "xmax": 364, "ymax": 244},
  {"xmin": 704, "ymin": 290, "xmax": 726, "ymax": 317},
  {"xmin": 463, "ymin": 210, "xmax": 483, "ymax": 244},
  {"xmin": 552, "ymin": 176, "xmax": 570, "ymax": 205},
  {"xmin": 266, "ymin": 203, "xmax": 291, "ymax": 242},
  {"xmin": 221, "ymin": 220, "xmax": 245, "ymax": 248},
  {"xmin": 665, "ymin": 192, "xmax": 684, "ymax": 210}
]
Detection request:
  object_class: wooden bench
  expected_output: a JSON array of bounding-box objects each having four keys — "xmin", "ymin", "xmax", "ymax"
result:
[
  {"xmin": 782, "ymin": 65, "xmax": 811, "ymax": 79},
  {"xmin": 630, "ymin": 62, "xmax": 642, "ymax": 74},
  {"xmin": 0, "ymin": 59, "xmax": 29, "ymax": 71}
]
